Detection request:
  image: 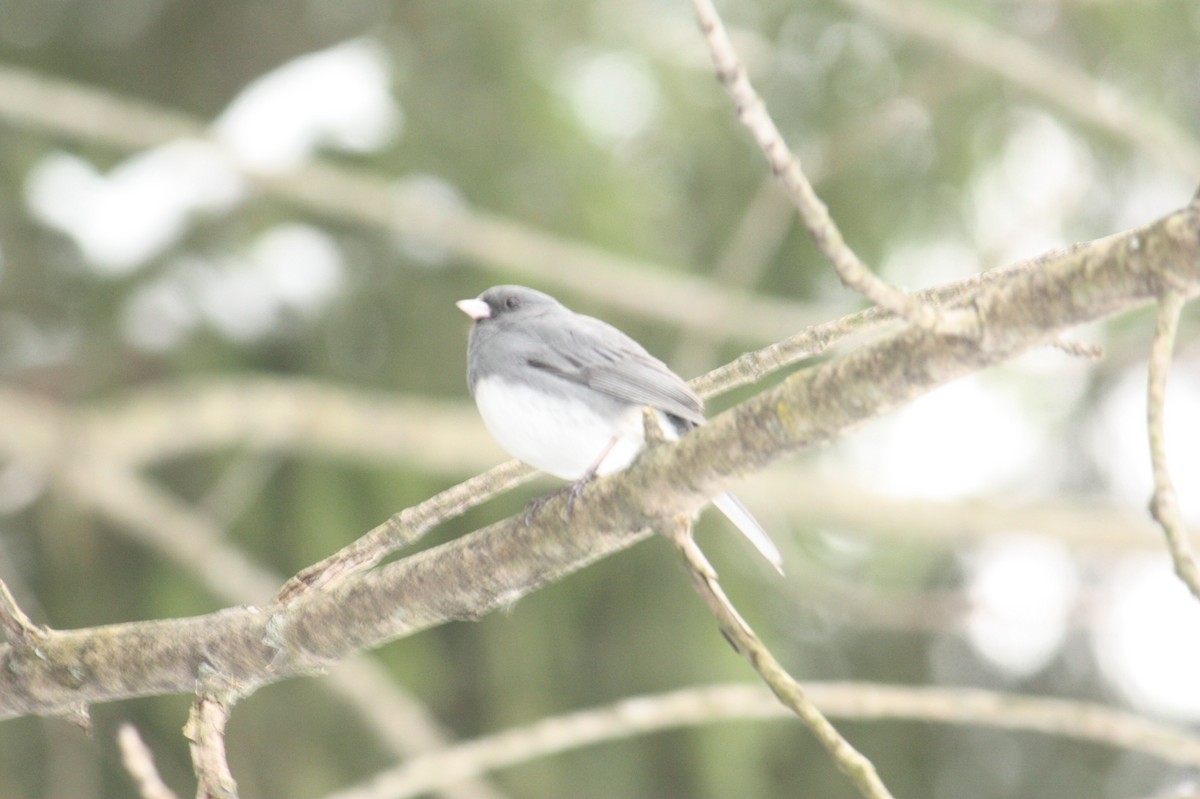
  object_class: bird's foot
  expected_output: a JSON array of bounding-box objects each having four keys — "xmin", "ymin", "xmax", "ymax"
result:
[
  {"xmin": 522, "ymin": 474, "xmax": 595, "ymax": 525},
  {"xmin": 562, "ymin": 476, "xmax": 591, "ymax": 520}
]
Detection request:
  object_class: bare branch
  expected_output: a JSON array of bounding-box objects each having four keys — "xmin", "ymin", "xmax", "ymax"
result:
[
  {"xmin": 1146, "ymin": 290, "xmax": 1200, "ymax": 601},
  {"xmin": 692, "ymin": 240, "xmax": 1052, "ymax": 398},
  {"xmin": 75, "ymin": 381, "xmax": 495, "ymax": 475},
  {"xmin": 834, "ymin": 0, "xmax": 1200, "ymax": 175},
  {"xmin": 325, "ymin": 682, "xmax": 1200, "ymax": 799},
  {"xmin": 667, "ymin": 521, "xmax": 894, "ymax": 799},
  {"xmin": 4, "ymin": 377, "xmax": 1180, "ymax": 556},
  {"xmin": 1048, "ymin": 336, "xmax": 1104, "ymax": 360},
  {"xmin": 814, "ymin": 682, "xmax": 1200, "ymax": 766},
  {"xmin": 118, "ymin": 724, "xmax": 181, "ymax": 799},
  {"xmin": 0, "ymin": 204, "xmax": 1196, "ymax": 722},
  {"xmin": 689, "ymin": 0, "xmax": 943, "ymax": 331},
  {"xmin": 0, "ymin": 578, "xmax": 47, "ymax": 652},
  {"xmin": 56, "ymin": 468, "xmax": 510, "ymax": 799},
  {"xmin": 279, "ymin": 458, "xmax": 533, "ymax": 600},
  {"xmin": 742, "ymin": 470, "xmax": 1181, "ymax": 552},
  {"xmin": 185, "ymin": 693, "xmax": 239, "ymax": 799}
]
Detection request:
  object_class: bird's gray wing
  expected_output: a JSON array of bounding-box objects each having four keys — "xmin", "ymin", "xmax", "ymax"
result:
[{"xmin": 524, "ymin": 312, "xmax": 705, "ymax": 425}]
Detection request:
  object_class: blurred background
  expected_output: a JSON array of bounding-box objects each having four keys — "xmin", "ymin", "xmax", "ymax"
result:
[{"xmin": 0, "ymin": 0, "xmax": 1198, "ymax": 797}]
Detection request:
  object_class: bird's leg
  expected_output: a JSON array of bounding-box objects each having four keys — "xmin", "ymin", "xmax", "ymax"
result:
[
  {"xmin": 523, "ymin": 437, "xmax": 618, "ymax": 524},
  {"xmin": 562, "ymin": 438, "xmax": 615, "ymax": 519}
]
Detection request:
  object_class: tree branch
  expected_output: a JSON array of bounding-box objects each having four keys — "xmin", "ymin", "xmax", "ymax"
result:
[
  {"xmin": 1146, "ymin": 289, "xmax": 1200, "ymax": 601},
  {"xmin": 0, "ymin": 64, "xmax": 820, "ymax": 345},
  {"xmin": 185, "ymin": 692, "xmax": 239, "ymax": 799},
  {"xmin": 668, "ymin": 522, "xmax": 893, "ymax": 799},
  {"xmin": 690, "ymin": 0, "xmax": 943, "ymax": 331},
  {"xmin": 118, "ymin": 724, "xmax": 181, "ymax": 799},
  {"xmin": 323, "ymin": 682, "xmax": 1200, "ymax": 799},
  {"xmin": 0, "ymin": 201, "xmax": 1196, "ymax": 721},
  {"xmin": 834, "ymin": 0, "xmax": 1200, "ymax": 175},
  {"xmin": 0, "ymin": 578, "xmax": 47, "ymax": 653},
  {"xmin": 51, "ymin": 465, "xmax": 512, "ymax": 799},
  {"xmin": 0, "ymin": 252, "xmax": 1072, "ymax": 481},
  {"xmin": 278, "ymin": 459, "xmax": 533, "ymax": 600},
  {"xmin": 740, "ymin": 470, "xmax": 1180, "ymax": 552}
]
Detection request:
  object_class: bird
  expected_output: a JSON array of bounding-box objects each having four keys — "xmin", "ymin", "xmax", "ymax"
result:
[{"xmin": 456, "ymin": 284, "xmax": 783, "ymax": 573}]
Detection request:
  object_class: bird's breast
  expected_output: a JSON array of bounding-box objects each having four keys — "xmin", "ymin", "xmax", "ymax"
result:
[{"xmin": 473, "ymin": 376, "xmax": 671, "ymax": 480}]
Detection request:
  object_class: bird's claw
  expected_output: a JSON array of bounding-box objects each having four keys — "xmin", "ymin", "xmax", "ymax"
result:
[
  {"xmin": 522, "ymin": 475, "xmax": 594, "ymax": 525},
  {"xmin": 522, "ymin": 495, "xmax": 546, "ymax": 526},
  {"xmin": 562, "ymin": 477, "xmax": 590, "ymax": 520}
]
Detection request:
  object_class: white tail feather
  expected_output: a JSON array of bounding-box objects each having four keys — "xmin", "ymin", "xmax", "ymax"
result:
[{"xmin": 711, "ymin": 492, "xmax": 784, "ymax": 574}]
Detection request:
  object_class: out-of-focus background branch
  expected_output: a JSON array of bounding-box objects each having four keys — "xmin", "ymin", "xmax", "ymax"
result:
[{"xmin": 0, "ymin": 1, "xmax": 1198, "ymax": 798}]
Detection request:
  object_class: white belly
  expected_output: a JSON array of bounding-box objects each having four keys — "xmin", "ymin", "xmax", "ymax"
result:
[{"xmin": 474, "ymin": 377, "xmax": 675, "ymax": 480}]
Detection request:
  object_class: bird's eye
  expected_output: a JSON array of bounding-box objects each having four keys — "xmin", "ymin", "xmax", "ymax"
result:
[{"xmin": 505, "ymin": 296, "xmax": 520, "ymax": 310}]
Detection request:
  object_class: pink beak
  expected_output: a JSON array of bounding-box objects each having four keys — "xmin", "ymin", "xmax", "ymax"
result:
[{"xmin": 456, "ymin": 298, "xmax": 491, "ymax": 321}]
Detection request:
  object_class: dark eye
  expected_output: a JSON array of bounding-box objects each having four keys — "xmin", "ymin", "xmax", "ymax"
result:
[{"xmin": 505, "ymin": 295, "xmax": 521, "ymax": 311}]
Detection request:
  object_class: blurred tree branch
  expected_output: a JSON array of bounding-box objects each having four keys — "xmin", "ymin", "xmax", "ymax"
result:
[
  {"xmin": 672, "ymin": 0, "xmax": 1194, "ymax": 774},
  {"xmin": 0, "ymin": 371, "xmax": 1179, "ymax": 557},
  {"xmin": 1, "ymin": 197, "xmax": 1196, "ymax": 722},
  {"xmin": 1147, "ymin": 290, "xmax": 1200, "ymax": 601},
  {"xmin": 31, "ymin": 428, "xmax": 509, "ymax": 799},
  {"xmin": 117, "ymin": 724, "xmax": 179, "ymax": 799},
  {"xmin": 324, "ymin": 681, "xmax": 1200, "ymax": 799},
  {"xmin": 667, "ymin": 517, "xmax": 893, "ymax": 799},
  {"xmin": 0, "ymin": 394, "xmax": 511, "ymax": 796},
  {"xmin": 691, "ymin": 0, "xmax": 942, "ymax": 334},
  {"xmin": 834, "ymin": 0, "xmax": 1200, "ymax": 175},
  {"xmin": 0, "ymin": 3, "xmax": 1195, "ymax": 797},
  {"xmin": 0, "ymin": 63, "xmax": 824, "ymax": 345}
]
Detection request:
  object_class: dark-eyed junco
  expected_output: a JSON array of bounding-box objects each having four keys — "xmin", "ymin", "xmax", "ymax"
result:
[{"xmin": 457, "ymin": 285, "xmax": 783, "ymax": 573}]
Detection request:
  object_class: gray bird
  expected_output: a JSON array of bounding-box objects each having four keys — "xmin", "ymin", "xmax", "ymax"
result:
[{"xmin": 457, "ymin": 285, "xmax": 783, "ymax": 573}]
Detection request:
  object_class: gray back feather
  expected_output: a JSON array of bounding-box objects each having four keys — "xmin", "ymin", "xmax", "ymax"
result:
[{"xmin": 466, "ymin": 286, "xmax": 704, "ymax": 426}]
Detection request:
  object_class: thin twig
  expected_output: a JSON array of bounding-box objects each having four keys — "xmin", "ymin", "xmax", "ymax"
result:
[
  {"xmin": 740, "ymin": 468, "xmax": 1179, "ymax": 552},
  {"xmin": 692, "ymin": 249, "xmax": 1039, "ymax": 398},
  {"xmin": 1048, "ymin": 336, "xmax": 1104, "ymax": 360},
  {"xmin": 185, "ymin": 692, "xmax": 240, "ymax": 799},
  {"xmin": 118, "ymin": 724, "xmax": 181, "ymax": 799},
  {"xmin": 0, "ymin": 578, "xmax": 47, "ymax": 651},
  {"xmin": 278, "ymin": 459, "xmax": 534, "ymax": 600},
  {"xmin": 689, "ymin": 0, "xmax": 943, "ymax": 332},
  {"xmin": 324, "ymin": 680, "xmax": 1200, "ymax": 799},
  {"xmin": 666, "ymin": 522, "xmax": 895, "ymax": 799},
  {"xmin": 1146, "ymin": 290, "xmax": 1200, "ymax": 601}
]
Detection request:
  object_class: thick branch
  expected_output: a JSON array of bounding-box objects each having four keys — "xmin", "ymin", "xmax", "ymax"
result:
[{"xmin": 1, "ymin": 203, "xmax": 1196, "ymax": 721}]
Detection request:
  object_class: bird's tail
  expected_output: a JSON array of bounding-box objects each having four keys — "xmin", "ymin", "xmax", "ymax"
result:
[{"xmin": 711, "ymin": 492, "xmax": 784, "ymax": 574}]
